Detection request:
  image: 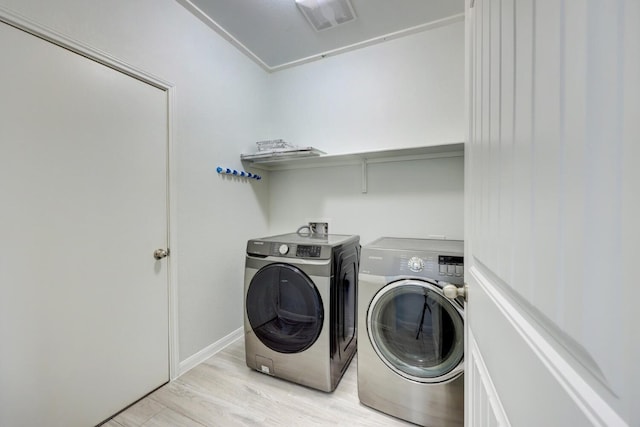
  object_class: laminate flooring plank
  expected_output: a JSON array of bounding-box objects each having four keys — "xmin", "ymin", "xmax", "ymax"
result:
[
  {"xmin": 113, "ymin": 396, "xmax": 167, "ymax": 426},
  {"xmin": 115, "ymin": 338, "xmax": 412, "ymax": 426},
  {"xmin": 140, "ymin": 408, "xmax": 208, "ymax": 427}
]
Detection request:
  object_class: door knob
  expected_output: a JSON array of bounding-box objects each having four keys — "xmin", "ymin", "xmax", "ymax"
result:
[
  {"xmin": 153, "ymin": 248, "xmax": 169, "ymax": 260},
  {"xmin": 443, "ymin": 283, "xmax": 468, "ymax": 301}
]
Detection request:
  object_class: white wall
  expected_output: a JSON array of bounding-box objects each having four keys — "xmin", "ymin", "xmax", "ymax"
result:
[
  {"xmin": 0, "ymin": 0, "xmax": 271, "ymax": 363},
  {"xmin": 267, "ymin": 20, "xmax": 465, "ymax": 243},
  {"xmin": 268, "ymin": 156, "xmax": 464, "ymax": 245},
  {"xmin": 267, "ymin": 20, "xmax": 465, "ymax": 154}
]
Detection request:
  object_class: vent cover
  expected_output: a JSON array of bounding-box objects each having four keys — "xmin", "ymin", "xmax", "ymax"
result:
[{"xmin": 295, "ymin": 0, "xmax": 357, "ymax": 32}]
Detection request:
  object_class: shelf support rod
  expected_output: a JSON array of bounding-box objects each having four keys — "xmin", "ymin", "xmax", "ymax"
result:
[{"xmin": 361, "ymin": 159, "xmax": 368, "ymax": 194}]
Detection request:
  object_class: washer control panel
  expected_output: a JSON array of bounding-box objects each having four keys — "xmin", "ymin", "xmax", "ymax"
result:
[
  {"xmin": 266, "ymin": 242, "xmax": 324, "ymax": 258},
  {"xmin": 247, "ymin": 238, "xmax": 332, "ymax": 260},
  {"xmin": 360, "ymin": 238, "xmax": 464, "ymax": 285},
  {"xmin": 438, "ymin": 255, "xmax": 464, "ymax": 278}
]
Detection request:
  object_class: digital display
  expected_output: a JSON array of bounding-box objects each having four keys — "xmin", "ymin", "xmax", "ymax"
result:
[
  {"xmin": 296, "ymin": 245, "xmax": 321, "ymax": 258},
  {"xmin": 438, "ymin": 255, "xmax": 463, "ymax": 265}
]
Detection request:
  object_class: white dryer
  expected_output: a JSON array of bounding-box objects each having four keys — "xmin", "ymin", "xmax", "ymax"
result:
[
  {"xmin": 244, "ymin": 232, "xmax": 360, "ymax": 392},
  {"xmin": 358, "ymin": 237, "xmax": 464, "ymax": 426}
]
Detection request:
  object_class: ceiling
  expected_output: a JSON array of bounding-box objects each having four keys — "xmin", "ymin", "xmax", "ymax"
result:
[{"xmin": 177, "ymin": 0, "xmax": 465, "ymax": 72}]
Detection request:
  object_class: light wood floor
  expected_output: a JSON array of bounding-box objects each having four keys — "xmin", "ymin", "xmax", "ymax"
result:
[{"xmin": 103, "ymin": 338, "xmax": 412, "ymax": 427}]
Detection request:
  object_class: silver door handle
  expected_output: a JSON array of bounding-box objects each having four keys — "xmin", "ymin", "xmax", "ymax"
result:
[
  {"xmin": 443, "ymin": 283, "xmax": 468, "ymax": 301},
  {"xmin": 153, "ymin": 248, "xmax": 169, "ymax": 260}
]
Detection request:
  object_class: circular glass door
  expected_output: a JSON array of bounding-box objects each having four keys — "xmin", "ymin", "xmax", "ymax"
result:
[
  {"xmin": 246, "ymin": 263, "xmax": 323, "ymax": 354},
  {"xmin": 367, "ymin": 279, "xmax": 464, "ymax": 383}
]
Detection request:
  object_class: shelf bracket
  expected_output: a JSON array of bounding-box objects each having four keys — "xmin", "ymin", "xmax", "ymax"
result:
[{"xmin": 361, "ymin": 159, "xmax": 368, "ymax": 194}]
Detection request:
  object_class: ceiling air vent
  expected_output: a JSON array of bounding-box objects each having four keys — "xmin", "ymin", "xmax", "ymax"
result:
[{"xmin": 295, "ymin": 0, "xmax": 357, "ymax": 32}]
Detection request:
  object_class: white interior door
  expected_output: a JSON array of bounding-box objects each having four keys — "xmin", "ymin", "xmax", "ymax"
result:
[
  {"xmin": 0, "ymin": 20, "xmax": 170, "ymax": 426},
  {"xmin": 465, "ymin": 0, "xmax": 639, "ymax": 426}
]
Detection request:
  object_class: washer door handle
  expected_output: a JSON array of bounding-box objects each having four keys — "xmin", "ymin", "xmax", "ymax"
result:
[{"xmin": 443, "ymin": 283, "xmax": 468, "ymax": 301}]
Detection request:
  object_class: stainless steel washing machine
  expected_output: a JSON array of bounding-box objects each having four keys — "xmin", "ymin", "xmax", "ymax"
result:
[
  {"xmin": 358, "ymin": 237, "xmax": 465, "ymax": 426},
  {"xmin": 244, "ymin": 232, "xmax": 360, "ymax": 392}
]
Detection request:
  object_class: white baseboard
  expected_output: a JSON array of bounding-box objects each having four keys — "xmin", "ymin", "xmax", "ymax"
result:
[{"xmin": 176, "ymin": 327, "xmax": 243, "ymax": 378}]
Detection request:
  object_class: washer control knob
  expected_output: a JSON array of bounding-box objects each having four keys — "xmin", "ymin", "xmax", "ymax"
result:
[
  {"xmin": 408, "ymin": 257, "xmax": 424, "ymax": 272},
  {"xmin": 278, "ymin": 244, "xmax": 289, "ymax": 255}
]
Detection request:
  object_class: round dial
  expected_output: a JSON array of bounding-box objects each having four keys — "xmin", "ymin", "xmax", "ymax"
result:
[
  {"xmin": 278, "ymin": 244, "xmax": 289, "ymax": 255},
  {"xmin": 408, "ymin": 257, "xmax": 424, "ymax": 272}
]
